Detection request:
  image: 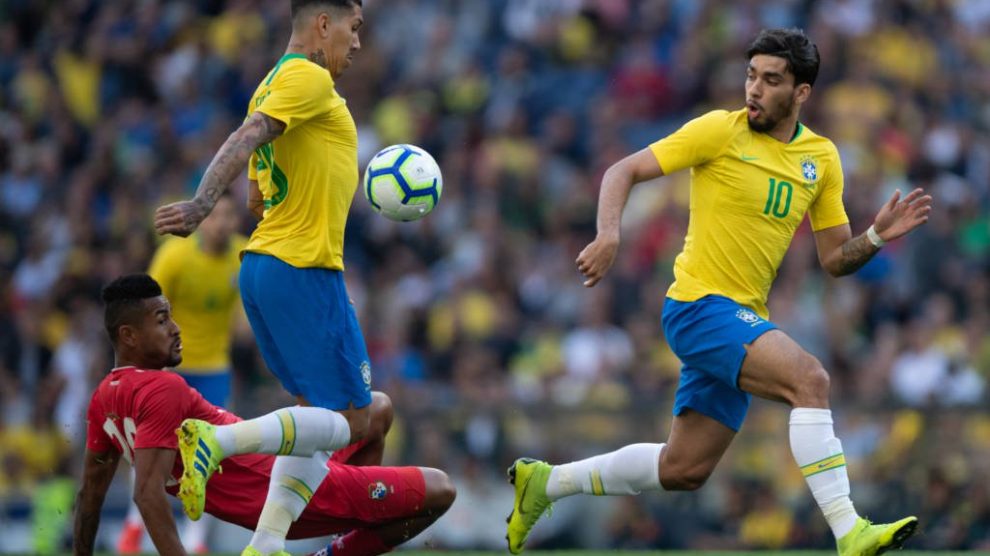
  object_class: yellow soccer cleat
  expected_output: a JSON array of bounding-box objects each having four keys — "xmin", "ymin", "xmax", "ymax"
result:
[
  {"xmin": 241, "ymin": 546, "xmax": 290, "ymax": 556},
  {"xmin": 505, "ymin": 457, "xmax": 553, "ymax": 554},
  {"xmin": 837, "ymin": 516, "xmax": 918, "ymax": 556},
  {"xmin": 176, "ymin": 418, "xmax": 224, "ymax": 521}
]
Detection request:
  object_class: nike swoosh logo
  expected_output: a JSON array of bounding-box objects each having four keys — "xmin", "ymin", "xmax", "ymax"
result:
[
  {"xmin": 741, "ymin": 155, "xmax": 759, "ymax": 161},
  {"xmin": 517, "ymin": 477, "xmax": 532, "ymax": 515}
]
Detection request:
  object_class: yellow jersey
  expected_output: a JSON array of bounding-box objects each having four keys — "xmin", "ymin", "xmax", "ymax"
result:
[
  {"xmin": 148, "ymin": 234, "xmax": 248, "ymax": 371},
  {"xmin": 246, "ymin": 54, "xmax": 358, "ymax": 270},
  {"xmin": 650, "ymin": 109, "xmax": 848, "ymax": 318}
]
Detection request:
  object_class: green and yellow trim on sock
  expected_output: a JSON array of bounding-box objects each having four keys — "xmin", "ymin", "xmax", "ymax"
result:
[
  {"xmin": 589, "ymin": 470, "xmax": 605, "ymax": 496},
  {"xmin": 276, "ymin": 410, "xmax": 297, "ymax": 455},
  {"xmin": 279, "ymin": 475, "xmax": 315, "ymax": 505},
  {"xmin": 800, "ymin": 453, "xmax": 846, "ymax": 477}
]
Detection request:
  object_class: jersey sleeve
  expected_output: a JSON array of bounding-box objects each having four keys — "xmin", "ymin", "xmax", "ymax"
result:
[
  {"xmin": 254, "ymin": 63, "xmax": 336, "ymax": 134},
  {"xmin": 148, "ymin": 239, "xmax": 181, "ymax": 299},
  {"xmin": 85, "ymin": 390, "xmax": 112, "ymax": 453},
  {"xmin": 132, "ymin": 374, "xmax": 194, "ymax": 450},
  {"xmin": 649, "ymin": 110, "xmax": 735, "ymax": 174},
  {"xmin": 808, "ymin": 145, "xmax": 850, "ymax": 231}
]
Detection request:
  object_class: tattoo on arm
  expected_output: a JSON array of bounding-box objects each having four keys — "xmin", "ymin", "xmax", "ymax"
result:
[
  {"xmin": 309, "ymin": 48, "xmax": 328, "ymax": 68},
  {"xmin": 193, "ymin": 112, "xmax": 285, "ymax": 213},
  {"xmin": 836, "ymin": 232, "xmax": 880, "ymax": 276}
]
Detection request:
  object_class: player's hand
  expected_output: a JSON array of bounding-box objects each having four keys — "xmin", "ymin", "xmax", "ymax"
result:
[
  {"xmin": 873, "ymin": 188, "xmax": 933, "ymax": 242},
  {"xmin": 154, "ymin": 199, "xmax": 210, "ymax": 237},
  {"xmin": 576, "ymin": 235, "xmax": 620, "ymax": 287}
]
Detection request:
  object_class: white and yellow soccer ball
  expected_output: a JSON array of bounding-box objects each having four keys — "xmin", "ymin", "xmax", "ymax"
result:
[{"xmin": 363, "ymin": 144, "xmax": 442, "ymax": 222}]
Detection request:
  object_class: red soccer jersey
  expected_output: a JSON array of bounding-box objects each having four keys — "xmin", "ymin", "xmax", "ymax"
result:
[{"xmin": 87, "ymin": 367, "xmax": 424, "ymax": 538}]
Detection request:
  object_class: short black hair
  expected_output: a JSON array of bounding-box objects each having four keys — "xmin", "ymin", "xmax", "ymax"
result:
[
  {"xmin": 102, "ymin": 274, "xmax": 162, "ymax": 342},
  {"xmin": 291, "ymin": 0, "xmax": 362, "ymax": 19},
  {"xmin": 745, "ymin": 28, "xmax": 820, "ymax": 87}
]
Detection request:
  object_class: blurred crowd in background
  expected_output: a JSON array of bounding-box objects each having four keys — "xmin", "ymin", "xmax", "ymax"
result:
[{"xmin": 1, "ymin": 0, "xmax": 990, "ymax": 552}]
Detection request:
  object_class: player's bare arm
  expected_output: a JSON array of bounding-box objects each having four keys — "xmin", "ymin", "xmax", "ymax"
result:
[
  {"xmin": 154, "ymin": 112, "xmax": 286, "ymax": 237},
  {"xmin": 247, "ymin": 178, "xmax": 265, "ymax": 221},
  {"xmin": 73, "ymin": 449, "xmax": 121, "ymax": 556},
  {"xmin": 815, "ymin": 188, "xmax": 933, "ymax": 276},
  {"xmin": 134, "ymin": 447, "xmax": 188, "ymax": 555},
  {"xmin": 577, "ymin": 148, "xmax": 665, "ymax": 287}
]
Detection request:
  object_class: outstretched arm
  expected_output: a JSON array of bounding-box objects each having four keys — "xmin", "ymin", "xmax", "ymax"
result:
[
  {"xmin": 73, "ymin": 449, "xmax": 121, "ymax": 556},
  {"xmin": 815, "ymin": 188, "xmax": 932, "ymax": 277},
  {"xmin": 154, "ymin": 112, "xmax": 285, "ymax": 236},
  {"xmin": 133, "ymin": 448, "xmax": 188, "ymax": 556},
  {"xmin": 576, "ymin": 148, "xmax": 665, "ymax": 287}
]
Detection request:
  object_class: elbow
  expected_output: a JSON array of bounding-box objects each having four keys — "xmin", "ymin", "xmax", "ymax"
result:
[
  {"xmin": 825, "ymin": 264, "xmax": 844, "ymax": 278},
  {"xmin": 820, "ymin": 257, "xmax": 844, "ymax": 278}
]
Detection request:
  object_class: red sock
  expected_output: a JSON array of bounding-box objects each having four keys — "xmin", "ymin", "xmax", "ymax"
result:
[{"xmin": 329, "ymin": 529, "xmax": 392, "ymax": 556}]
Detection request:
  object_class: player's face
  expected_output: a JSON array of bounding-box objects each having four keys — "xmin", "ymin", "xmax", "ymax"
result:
[
  {"xmin": 136, "ymin": 296, "xmax": 183, "ymax": 368},
  {"xmin": 322, "ymin": 5, "xmax": 363, "ymax": 78},
  {"xmin": 745, "ymin": 54, "xmax": 805, "ymax": 133}
]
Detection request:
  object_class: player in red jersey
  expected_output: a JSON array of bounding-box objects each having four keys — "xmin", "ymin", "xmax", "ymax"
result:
[{"xmin": 73, "ymin": 275, "xmax": 455, "ymax": 556}]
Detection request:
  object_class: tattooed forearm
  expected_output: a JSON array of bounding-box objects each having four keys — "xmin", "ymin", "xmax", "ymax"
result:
[
  {"xmin": 835, "ymin": 232, "xmax": 880, "ymax": 276},
  {"xmin": 309, "ymin": 48, "xmax": 328, "ymax": 68},
  {"xmin": 192, "ymin": 112, "xmax": 285, "ymax": 213}
]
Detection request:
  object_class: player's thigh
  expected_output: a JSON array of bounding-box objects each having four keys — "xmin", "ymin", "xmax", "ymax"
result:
[
  {"xmin": 309, "ymin": 465, "xmax": 427, "ymax": 525},
  {"xmin": 737, "ymin": 329, "xmax": 829, "ymax": 408},
  {"xmin": 662, "ymin": 295, "xmax": 772, "ymax": 431},
  {"xmin": 244, "ymin": 253, "xmax": 372, "ymax": 410},
  {"xmin": 239, "ymin": 253, "xmax": 300, "ymax": 395},
  {"xmin": 661, "ymin": 408, "xmax": 736, "ymax": 490}
]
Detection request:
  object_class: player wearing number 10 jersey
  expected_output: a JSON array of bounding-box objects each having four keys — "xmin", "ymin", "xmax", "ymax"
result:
[
  {"xmin": 73, "ymin": 275, "xmax": 454, "ymax": 556},
  {"xmin": 507, "ymin": 28, "xmax": 932, "ymax": 556}
]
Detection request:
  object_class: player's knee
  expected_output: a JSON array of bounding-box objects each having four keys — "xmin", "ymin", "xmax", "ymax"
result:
[
  {"xmin": 791, "ymin": 361, "xmax": 830, "ymax": 407},
  {"xmin": 369, "ymin": 392, "xmax": 394, "ymax": 437},
  {"xmin": 420, "ymin": 467, "xmax": 457, "ymax": 512},
  {"xmin": 660, "ymin": 463, "xmax": 712, "ymax": 491}
]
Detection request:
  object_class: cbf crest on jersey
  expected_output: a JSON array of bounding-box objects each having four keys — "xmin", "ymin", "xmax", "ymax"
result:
[{"xmin": 800, "ymin": 156, "xmax": 819, "ymax": 190}]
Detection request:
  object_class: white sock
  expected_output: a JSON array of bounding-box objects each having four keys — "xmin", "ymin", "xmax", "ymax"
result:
[
  {"xmin": 545, "ymin": 443, "xmax": 664, "ymax": 501},
  {"xmin": 249, "ymin": 451, "xmax": 331, "ymax": 554},
  {"xmin": 181, "ymin": 513, "xmax": 211, "ymax": 552},
  {"xmin": 214, "ymin": 407, "xmax": 350, "ymax": 457},
  {"xmin": 790, "ymin": 408, "xmax": 859, "ymax": 539}
]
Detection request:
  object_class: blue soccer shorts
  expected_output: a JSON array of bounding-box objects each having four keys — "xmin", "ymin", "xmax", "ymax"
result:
[
  {"xmin": 661, "ymin": 295, "xmax": 777, "ymax": 431},
  {"xmin": 240, "ymin": 252, "xmax": 372, "ymax": 411},
  {"xmin": 178, "ymin": 370, "xmax": 231, "ymax": 408}
]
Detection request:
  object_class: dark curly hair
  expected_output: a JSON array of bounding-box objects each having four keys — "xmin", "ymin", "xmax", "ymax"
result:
[
  {"xmin": 102, "ymin": 274, "xmax": 162, "ymax": 342},
  {"xmin": 746, "ymin": 28, "xmax": 820, "ymax": 87}
]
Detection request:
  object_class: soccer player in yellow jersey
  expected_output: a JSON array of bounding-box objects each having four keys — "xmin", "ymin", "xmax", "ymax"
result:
[
  {"xmin": 117, "ymin": 193, "xmax": 246, "ymax": 554},
  {"xmin": 154, "ymin": 2, "xmax": 375, "ymax": 555},
  {"xmin": 506, "ymin": 29, "xmax": 932, "ymax": 556}
]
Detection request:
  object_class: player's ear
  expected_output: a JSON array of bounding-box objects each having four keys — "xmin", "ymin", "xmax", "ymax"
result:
[
  {"xmin": 118, "ymin": 324, "xmax": 138, "ymax": 347},
  {"xmin": 317, "ymin": 11, "xmax": 331, "ymax": 37},
  {"xmin": 795, "ymin": 82, "xmax": 812, "ymax": 105}
]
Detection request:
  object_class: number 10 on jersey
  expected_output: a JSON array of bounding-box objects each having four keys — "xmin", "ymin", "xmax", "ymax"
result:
[{"xmin": 763, "ymin": 177, "xmax": 793, "ymax": 218}]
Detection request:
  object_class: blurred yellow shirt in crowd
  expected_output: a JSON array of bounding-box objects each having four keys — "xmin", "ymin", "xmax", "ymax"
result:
[
  {"xmin": 148, "ymin": 234, "xmax": 247, "ymax": 371},
  {"xmin": 650, "ymin": 109, "xmax": 848, "ymax": 318},
  {"xmin": 246, "ymin": 54, "xmax": 358, "ymax": 270}
]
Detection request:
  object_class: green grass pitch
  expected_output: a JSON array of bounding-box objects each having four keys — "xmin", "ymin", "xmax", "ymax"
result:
[{"xmin": 83, "ymin": 550, "xmax": 990, "ymax": 556}]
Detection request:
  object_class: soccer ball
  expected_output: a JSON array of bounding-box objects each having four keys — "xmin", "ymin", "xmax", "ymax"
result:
[{"xmin": 363, "ymin": 144, "xmax": 442, "ymax": 222}]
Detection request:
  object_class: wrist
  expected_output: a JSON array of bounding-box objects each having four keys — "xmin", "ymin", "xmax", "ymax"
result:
[
  {"xmin": 597, "ymin": 232, "xmax": 620, "ymax": 246},
  {"xmin": 866, "ymin": 224, "xmax": 886, "ymax": 248}
]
